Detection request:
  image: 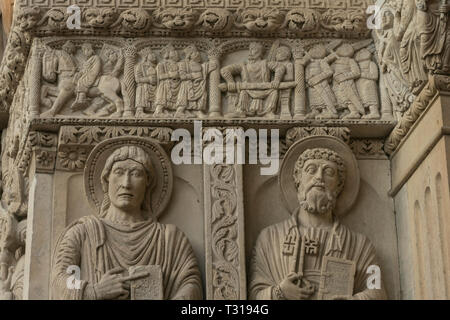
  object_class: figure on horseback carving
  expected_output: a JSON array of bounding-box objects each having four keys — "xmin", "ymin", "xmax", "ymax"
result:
[{"xmin": 41, "ymin": 42, "xmax": 125, "ymax": 118}]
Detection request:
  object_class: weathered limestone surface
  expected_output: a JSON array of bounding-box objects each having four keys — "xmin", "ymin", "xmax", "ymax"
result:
[{"xmin": 0, "ymin": 0, "xmax": 449, "ymax": 301}]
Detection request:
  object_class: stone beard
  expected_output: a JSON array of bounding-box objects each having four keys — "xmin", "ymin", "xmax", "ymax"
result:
[
  {"xmin": 50, "ymin": 145, "xmax": 202, "ymax": 300},
  {"xmin": 249, "ymin": 147, "xmax": 386, "ymax": 300}
]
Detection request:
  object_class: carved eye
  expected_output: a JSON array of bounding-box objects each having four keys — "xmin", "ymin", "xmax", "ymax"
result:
[
  {"xmin": 352, "ymin": 18, "xmax": 361, "ymax": 24},
  {"xmin": 324, "ymin": 167, "xmax": 335, "ymax": 177},
  {"xmin": 305, "ymin": 164, "xmax": 317, "ymax": 174},
  {"xmin": 113, "ymin": 168, "xmax": 125, "ymax": 176},
  {"xmin": 332, "ymin": 17, "xmax": 343, "ymax": 24},
  {"xmin": 244, "ymin": 14, "xmax": 255, "ymax": 21},
  {"xmin": 131, "ymin": 170, "xmax": 144, "ymax": 178}
]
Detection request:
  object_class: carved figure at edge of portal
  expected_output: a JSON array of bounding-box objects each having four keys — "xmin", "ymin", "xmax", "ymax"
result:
[
  {"xmin": 249, "ymin": 135, "xmax": 387, "ymax": 300},
  {"xmin": 355, "ymin": 49, "xmax": 381, "ymax": 119}
]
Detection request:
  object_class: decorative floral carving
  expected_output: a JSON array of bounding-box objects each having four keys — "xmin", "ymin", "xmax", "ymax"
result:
[
  {"xmin": 209, "ymin": 163, "xmax": 240, "ymax": 300},
  {"xmin": 197, "ymin": 9, "xmax": 233, "ymax": 32},
  {"xmin": 282, "ymin": 8, "xmax": 320, "ymax": 33},
  {"xmin": 57, "ymin": 147, "xmax": 87, "ymax": 170},
  {"xmin": 349, "ymin": 139, "xmax": 387, "ymax": 159},
  {"xmin": 385, "ymin": 76, "xmax": 438, "ymax": 155}
]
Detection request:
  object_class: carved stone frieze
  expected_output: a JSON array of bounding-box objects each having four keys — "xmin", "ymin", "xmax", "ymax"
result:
[
  {"xmin": 18, "ymin": 1, "xmax": 373, "ymax": 39},
  {"xmin": 28, "ymin": 37, "xmax": 394, "ymax": 123}
]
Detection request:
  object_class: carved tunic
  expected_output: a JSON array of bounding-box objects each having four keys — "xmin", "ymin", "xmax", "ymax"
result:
[
  {"xmin": 135, "ymin": 62, "xmax": 157, "ymax": 110},
  {"xmin": 332, "ymin": 57, "xmax": 362, "ymax": 109},
  {"xmin": 51, "ymin": 216, "xmax": 202, "ymax": 300},
  {"xmin": 249, "ymin": 215, "xmax": 386, "ymax": 300},
  {"xmin": 305, "ymin": 59, "xmax": 337, "ymax": 110},
  {"xmin": 77, "ymin": 55, "xmax": 102, "ymax": 93},
  {"xmin": 177, "ymin": 59, "xmax": 208, "ymax": 112},
  {"xmin": 356, "ymin": 60, "xmax": 379, "ymax": 107},
  {"xmin": 155, "ymin": 60, "xmax": 181, "ymax": 111},
  {"xmin": 221, "ymin": 59, "xmax": 284, "ymax": 115}
]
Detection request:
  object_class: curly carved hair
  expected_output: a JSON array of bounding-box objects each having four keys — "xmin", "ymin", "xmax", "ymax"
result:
[
  {"xmin": 100, "ymin": 146, "xmax": 156, "ymax": 218},
  {"xmin": 293, "ymin": 148, "xmax": 346, "ymax": 195}
]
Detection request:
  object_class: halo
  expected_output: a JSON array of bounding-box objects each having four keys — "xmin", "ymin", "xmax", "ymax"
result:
[
  {"xmin": 279, "ymin": 135, "xmax": 360, "ymax": 217},
  {"xmin": 84, "ymin": 137, "xmax": 173, "ymax": 220}
]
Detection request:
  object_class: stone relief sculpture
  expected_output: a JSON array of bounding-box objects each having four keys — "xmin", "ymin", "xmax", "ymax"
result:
[
  {"xmin": 50, "ymin": 137, "xmax": 202, "ymax": 300},
  {"xmin": 176, "ymin": 44, "xmax": 217, "ymax": 118},
  {"xmin": 0, "ymin": 213, "xmax": 26, "ymax": 300},
  {"xmin": 376, "ymin": 7, "xmax": 415, "ymax": 118},
  {"xmin": 416, "ymin": 0, "xmax": 450, "ymax": 73},
  {"xmin": 329, "ymin": 43, "xmax": 365, "ymax": 120},
  {"xmin": 301, "ymin": 44, "xmax": 339, "ymax": 120},
  {"xmin": 355, "ymin": 49, "xmax": 381, "ymax": 119},
  {"xmin": 40, "ymin": 42, "xmax": 126, "ymax": 118},
  {"xmin": 154, "ymin": 44, "xmax": 182, "ymax": 117},
  {"xmin": 134, "ymin": 48, "xmax": 157, "ymax": 118},
  {"xmin": 153, "ymin": 7, "xmax": 198, "ymax": 31},
  {"xmin": 282, "ymin": 9, "xmax": 321, "ymax": 33},
  {"xmin": 249, "ymin": 136, "xmax": 387, "ymax": 300},
  {"xmin": 235, "ymin": 8, "xmax": 285, "ymax": 32},
  {"xmin": 393, "ymin": 0, "xmax": 428, "ymax": 93},
  {"xmin": 220, "ymin": 42, "xmax": 290, "ymax": 119}
]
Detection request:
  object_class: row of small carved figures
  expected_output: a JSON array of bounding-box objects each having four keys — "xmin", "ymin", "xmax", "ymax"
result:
[
  {"xmin": 37, "ymin": 39, "xmax": 383, "ymax": 120},
  {"xmin": 17, "ymin": 6, "xmax": 369, "ymax": 34}
]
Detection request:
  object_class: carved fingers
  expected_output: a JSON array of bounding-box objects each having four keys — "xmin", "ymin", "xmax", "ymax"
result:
[{"xmin": 279, "ymin": 272, "xmax": 315, "ymax": 300}]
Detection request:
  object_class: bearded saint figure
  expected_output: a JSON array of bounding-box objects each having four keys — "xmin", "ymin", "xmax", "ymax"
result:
[
  {"xmin": 51, "ymin": 142, "xmax": 202, "ymax": 300},
  {"xmin": 249, "ymin": 137, "xmax": 387, "ymax": 300}
]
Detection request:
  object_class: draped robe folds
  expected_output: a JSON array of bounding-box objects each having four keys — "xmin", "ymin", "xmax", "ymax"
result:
[
  {"xmin": 77, "ymin": 55, "xmax": 102, "ymax": 93},
  {"xmin": 249, "ymin": 215, "xmax": 387, "ymax": 300},
  {"xmin": 51, "ymin": 216, "xmax": 202, "ymax": 300},
  {"xmin": 417, "ymin": 3, "xmax": 450, "ymax": 71}
]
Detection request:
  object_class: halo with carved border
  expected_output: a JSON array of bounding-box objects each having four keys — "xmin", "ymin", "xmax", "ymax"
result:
[{"xmin": 84, "ymin": 136, "xmax": 173, "ymax": 220}]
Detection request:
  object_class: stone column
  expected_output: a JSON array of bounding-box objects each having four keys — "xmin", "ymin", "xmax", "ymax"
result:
[
  {"xmin": 293, "ymin": 48, "xmax": 306, "ymax": 120},
  {"xmin": 23, "ymin": 131, "xmax": 57, "ymax": 300},
  {"xmin": 203, "ymin": 127, "xmax": 247, "ymax": 299},
  {"xmin": 29, "ymin": 43, "xmax": 44, "ymax": 118},
  {"xmin": 208, "ymin": 49, "xmax": 222, "ymax": 118},
  {"xmin": 123, "ymin": 45, "xmax": 137, "ymax": 118}
]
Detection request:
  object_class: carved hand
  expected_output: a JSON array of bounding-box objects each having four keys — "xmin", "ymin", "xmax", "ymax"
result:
[
  {"xmin": 271, "ymin": 81, "xmax": 281, "ymax": 89},
  {"xmin": 279, "ymin": 273, "xmax": 314, "ymax": 300},
  {"xmin": 227, "ymin": 82, "xmax": 237, "ymax": 92},
  {"xmin": 93, "ymin": 267, "xmax": 130, "ymax": 300}
]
